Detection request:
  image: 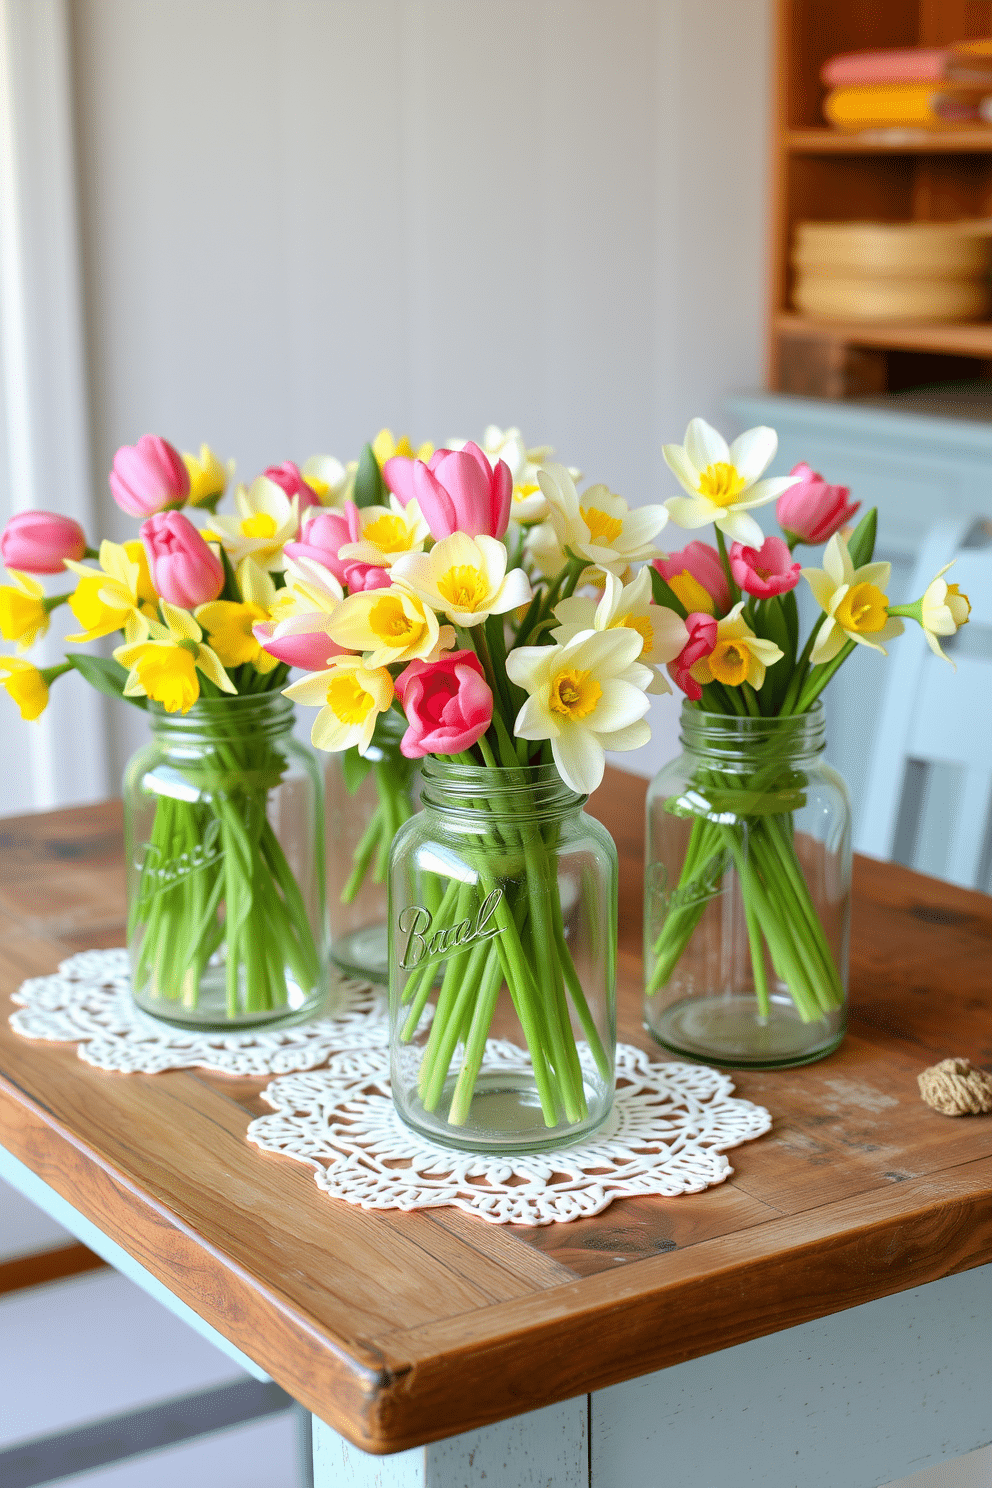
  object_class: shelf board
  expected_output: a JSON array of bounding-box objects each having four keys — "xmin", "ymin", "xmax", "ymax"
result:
[
  {"xmin": 775, "ymin": 311, "xmax": 992, "ymax": 357},
  {"xmin": 785, "ymin": 127, "xmax": 992, "ymax": 155}
]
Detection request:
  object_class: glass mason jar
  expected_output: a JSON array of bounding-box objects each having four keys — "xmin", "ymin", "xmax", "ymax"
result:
[
  {"xmin": 644, "ymin": 702, "xmax": 850, "ymax": 1068},
  {"xmin": 124, "ymin": 693, "xmax": 328, "ymax": 1028},
  {"xmin": 389, "ymin": 760, "xmax": 618, "ymax": 1153},
  {"xmin": 325, "ymin": 711, "xmax": 418, "ymax": 984}
]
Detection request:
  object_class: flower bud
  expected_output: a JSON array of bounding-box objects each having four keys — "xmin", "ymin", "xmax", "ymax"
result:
[
  {"xmin": 1, "ymin": 510, "xmax": 86, "ymax": 574},
  {"xmin": 141, "ymin": 511, "xmax": 224, "ymax": 609},
  {"xmin": 110, "ymin": 435, "xmax": 190, "ymax": 517}
]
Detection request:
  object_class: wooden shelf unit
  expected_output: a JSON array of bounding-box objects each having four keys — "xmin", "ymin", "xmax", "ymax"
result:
[{"xmin": 771, "ymin": 1, "xmax": 992, "ymax": 397}]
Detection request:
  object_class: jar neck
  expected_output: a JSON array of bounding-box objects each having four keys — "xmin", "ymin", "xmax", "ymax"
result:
[
  {"xmin": 420, "ymin": 759, "xmax": 584, "ymax": 822},
  {"xmin": 679, "ymin": 700, "xmax": 826, "ymax": 765},
  {"xmin": 150, "ymin": 692, "xmax": 294, "ymax": 748}
]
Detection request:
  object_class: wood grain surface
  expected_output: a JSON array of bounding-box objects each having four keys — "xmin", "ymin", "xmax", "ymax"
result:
[{"xmin": 1, "ymin": 773, "xmax": 991, "ymax": 1453}]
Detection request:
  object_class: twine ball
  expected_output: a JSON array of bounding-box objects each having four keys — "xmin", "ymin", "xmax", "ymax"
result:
[{"xmin": 918, "ymin": 1058, "xmax": 992, "ymax": 1117}]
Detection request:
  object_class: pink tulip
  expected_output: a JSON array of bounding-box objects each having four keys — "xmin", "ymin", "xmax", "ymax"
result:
[
  {"xmin": 1, "ymin": 510, "xmax": 86, "ymax": 573},
  {"xmin": 384, "ymin": 443, "xmax": 512, "ymax": 540},
  {"xmin": 253, "ymin": 615, "xmax": 344, "ymax": 671},
  {"xmin": 729, "ymin": 536, "xmax": 801, "ymax": 599},
  {"xmin": 284, "ymin": 502, "xmax": 360, "ymax": 584},
  {"xmin": 776, "ymin": 463, "xmax": 859, "ymax": 546},
  {"xmin": 394, "ymin": 650, "xmax": 493, "ymax": 759},
  {"xmin": 264, "ymin": 461, "xmax": 322, "ymax": 511},
  {"xmin": 342, "ymin": 560, "xmax": 391, "ymax": 592},
  {"xmin": 668, "ymin": 613, "xmax": 718, "ymax": 701},
  {"xmin": 140, "ymin": 511, "xmax": 224, "ymax": 608},
  {"xmin": 109, "ymin": 435, "xmax": 190, "ymax": 517},
  {"xmin": 654, "ymin": 542, "xmax": 730, "ymax": 616}
]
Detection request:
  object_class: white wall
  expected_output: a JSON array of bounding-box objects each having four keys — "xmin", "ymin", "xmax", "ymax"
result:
[{"xmin": 58, "ymin": 0, "xmax": 772, "ymax": 789}]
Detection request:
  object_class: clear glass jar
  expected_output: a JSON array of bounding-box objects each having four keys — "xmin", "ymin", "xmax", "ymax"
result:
[
  {"xmin": 325, "ymin": 711, "xmax": 418, "ymax": 984},
  {"xmin": 644, "ymin": 702, "xmax": 850, "ymax": 1068},
  {"xmin": 124, "ymin": 693, "xmax": 328, "ymax": 1028},
  {"xmin": 389, "ymin": 760, "xmax": 617, "ymax": 1152}
]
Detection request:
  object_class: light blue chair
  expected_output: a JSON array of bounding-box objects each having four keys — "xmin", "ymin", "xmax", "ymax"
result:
[{"xmin": 856, "ymin": 518, "xmax": 992, "ymax": 890}]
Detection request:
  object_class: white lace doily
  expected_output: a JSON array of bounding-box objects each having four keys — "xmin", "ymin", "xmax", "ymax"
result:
[
  {"xmin": 9, "ymin": 948, "xmax": 388, "ymax": 1076},
  {"xmin": 247, "ymin": 1043, "xmax": 771, "ymax": 1226}
]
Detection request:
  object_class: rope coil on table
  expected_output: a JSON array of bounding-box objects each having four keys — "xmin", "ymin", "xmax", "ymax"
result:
[{"xmin": 918, "ymin": 1057, "xmax": 992, "ymax": 1116}]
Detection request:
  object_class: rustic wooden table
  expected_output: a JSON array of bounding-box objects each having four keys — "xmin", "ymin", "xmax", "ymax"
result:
[{"xmin": 1, "ymin": 772, "xmax": 991, "ymax": 1488}]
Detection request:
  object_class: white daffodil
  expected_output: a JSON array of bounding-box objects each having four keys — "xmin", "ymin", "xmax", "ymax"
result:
[
  {"xmin": 506, "ymin": 628, "xmax": 653, "ymax": 795},
  {"xmin": 328, "ymin": 584, "xmax": 455, "ymax": 668},
  {"xmin": 921, "ymin": 564, "xmax": 971, "ymax": 662},
  {"xmin": 803, "ymin": 533, "xmax": 903, "ymax": 665},
  {"xmin": 889, "ymin": 562, "xmax": 972, "ymax": 665},
  {"xmin": 663, "ymin": 418, "xmax": 799, "ymax": 548},
  {"xmin": 301, "ymin": 454, "xmax": 355, "ymax": 508},
  {"xmin": 337, "ymin": 495, "xmax": 430, "ymax": 570},
  {"xmin": 689, "ymin": 602, "xmax": 783, "ymax": 691},
  {"xmin": 207, "ymin": 476, "xmax": 299, "ymax": 570},
  {"xmin": 284, "ymin": 655, "xmax": 394, "ymax": 755},
  {"xmin": 390, "ymin": 532, "xmax": 532, "ymax": 628},
  {"xmin": 552, "ymin": 568, "xmax": 688, "ymax": 694},
  {"xmin": 269, "ymin": 554, "xmax": 344, "ymax": 623},
  {"xmin": 447, "ymin": 426, "xmax": 582, "ymax": 525},
  {"xmin": 113, "ymin": 603, "xmax": 235, "ymax": 714},
  {"xmin": 536, "ymin": 464, "xmax": 668, "ymax": 575}
]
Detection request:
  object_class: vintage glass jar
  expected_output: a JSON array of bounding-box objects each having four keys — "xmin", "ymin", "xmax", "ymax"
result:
[
  {"xmin": 124, "ymin": 693, "xmax": 328, "ymax": 1027},
  {"xmin": 324, "ymin": 711, "xmax": 417, "ymax": 984},
  {"xmin": 388, "ymin": 759, "xmax": 618, "ymax": 1152},
  {"xmin": 644, "ymin": 702, "xmax": 850, "ymax": 1068}
]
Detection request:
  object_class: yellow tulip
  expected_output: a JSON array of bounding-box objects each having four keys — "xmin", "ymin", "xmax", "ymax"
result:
[
  {"xmin": 0, "ymin": 657, "xmax": 50, "ymax": 719},
  {"xmin": 183, "ymin": 444, "xmax": 233, "ymax": 508}
]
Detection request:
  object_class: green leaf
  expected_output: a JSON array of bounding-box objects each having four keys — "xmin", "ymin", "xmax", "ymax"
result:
[
  {"xmin": 846, "ymin": 507, "xmax": 877, "ymax": 568},
  {"xmin": 218, "ymin": 541, "xmax": 240, "ymax": 602},
  {"xmin": 353, "ymin": 443, "xmax": 388, "ymax": 509},
  {"xmin": 340, "ymin": 745, "xmax": 374, "ymax": 795},
  {"xmin": 752, "ymin": 596, "xmax": 792, "ymax": 715},
  {"xmin": 66, "ymin": 653, "xmax": 148, "ymax": 709},
  {"xmin": 649, "ymin": 565, "xmax": 689, "ymax": 620}
]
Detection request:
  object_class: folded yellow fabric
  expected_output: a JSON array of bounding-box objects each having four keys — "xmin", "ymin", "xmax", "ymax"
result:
[{"xmin": 824, "ymin": 83, "xmax": 986, "ymax": 129}]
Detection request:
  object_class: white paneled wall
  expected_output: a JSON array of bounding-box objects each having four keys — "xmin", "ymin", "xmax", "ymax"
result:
[{"xmin": 63, "ymin": 0, "xmax": 772, "ymax": 787}]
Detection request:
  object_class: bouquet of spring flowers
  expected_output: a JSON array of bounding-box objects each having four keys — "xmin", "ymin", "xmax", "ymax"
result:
[
  {"xmin": 281, "ymin": 433, "xmax": 683, "ymax": 1133},
  {"xmin": 644, "ymin": 417, "xmax": 972, "ymax": 1035},
  {"xmin": 0, "ymin": 432, "xmax": 396, "ymax": 1021}
]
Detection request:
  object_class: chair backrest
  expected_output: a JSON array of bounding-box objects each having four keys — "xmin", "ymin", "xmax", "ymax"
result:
[{"xmin": 856, "ymin": 518, "xmax": 992, "ymax": 890}]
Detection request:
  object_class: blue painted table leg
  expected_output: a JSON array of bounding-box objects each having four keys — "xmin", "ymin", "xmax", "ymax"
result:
[{"xmin": 312, "ymin": 1398, "xmax": 589, "ymax": 1487}]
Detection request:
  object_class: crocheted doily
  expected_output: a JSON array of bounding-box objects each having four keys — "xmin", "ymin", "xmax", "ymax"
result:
[
  {"xmin": 247, "ymin": 1043, "xmax": 771, "ymax": 1226},
  {"xmin": 9, "ymin": 948, "xmax": 387, "ymax": 1077}
]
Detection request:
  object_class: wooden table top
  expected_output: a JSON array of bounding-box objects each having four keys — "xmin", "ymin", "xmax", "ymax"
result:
[{"xmin": 1, "ymin": 772, "xmax": 991, "ymax": 1454}]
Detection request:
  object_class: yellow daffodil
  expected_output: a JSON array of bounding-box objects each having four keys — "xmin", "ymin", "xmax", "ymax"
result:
[
  {"xmin": 506, "ymin": 627, "xmax": 653, "ymax": 795},
  {"xmin": 183, "ymin": 444, "xmax": 234, "ymax": 509},
  {"xmin": 114, "ymin": 603, "xmax": 235, "ymax": 714},
  {"xmin": 535, "ymin": 464, "xmax": 668, "ymax": 575},
  {"xmin": 391, "ymin": 532, "xmax": 532, "ymax": 628},
  {"xmin": 371, "ymin": 429, "xmax": 433, "ymax": 468},
  {"xmin": 689, "ymin": 602, "xmax": 784, "ymax": 690},
  {"xmin": 64, "ymin": 540, "xmax": 157, "ymax": 644},
  {"xmin": 0, "ymin": 657, "xmax": 54, "ymax": 719},
  {"xmin": 284, "ymin": 655, "xmax": 394, "ymax": 755},
  {"xmin": 328, "ymin": 585, "xmax": 454, "ymax": 669},
  {"xmin": 803, "ymin": 532, "xmax": 904, "ymax": 665},
  {"xmin": 338, "ymin": 495, "xmax": 430, "ymax": 570},
  {"xmin": 663, "ymin": 418, "xmax": 799, "ymax": 547},
  {"xmin": 552, "ymin": 568, "xmax": 688, "ymax": 695},
  {"xmin": 195, "ymin": 559, "xmax": 279, "ymax": 673},
  {"xmin": 0, "ymin": 571, "xmax": 51, "ymax": 651},
  {"xmin": 889, "ymin": 562, "xmax": 972, "ymax": 665},
  {"xmin": 301, "ymin": 454, "xmax": 355, "ymax": 507},
  {"xmin": 207, "ymin": 476, "xmax": 299, "ymax": 570}
]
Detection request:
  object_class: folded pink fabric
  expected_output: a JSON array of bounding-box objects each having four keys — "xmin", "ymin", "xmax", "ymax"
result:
[{"xmin": 821, "ymin": 48, "xmax": 950, "ymax": 88}]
